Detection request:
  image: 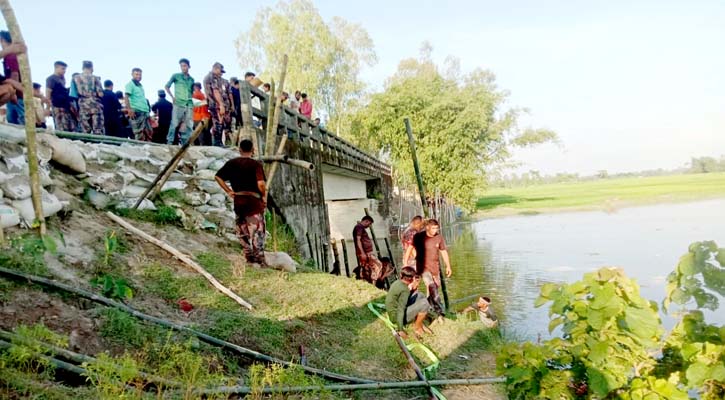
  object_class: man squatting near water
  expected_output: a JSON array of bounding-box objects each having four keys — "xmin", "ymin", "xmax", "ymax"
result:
[
  {"xmin": 386, "ymin": 266, "xmax": 434, "ymax": 339},
  {"xmin": 403, "ymin": 219, "xmax": 452, "ymax": 316},
  {"xmin": 214, "ymin": 138, "xmax": 267, "ymax": 266}
]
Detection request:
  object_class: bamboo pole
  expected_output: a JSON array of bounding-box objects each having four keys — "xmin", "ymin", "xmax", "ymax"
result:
[
  {"xmin": 314, "ymin": 235, "xmax": 321, "ymax": 270},
  {"xmin": 265, "ymin": 55, "xmax": 288, "ymax": 158},
  {"xmin": 0, "ymin": 266, "xmax": 372, "ymax": 384},
  {"xmin": 107, "ymin": 212, "xmax": 253, "ymax": 310},
  {"xmin": 403, "ymin": 118, "xmax": 427, "ymax": 219},
  {"xmin": 264, "ymin": 78, "xmax": 276, "ymax": 157},
  {"xmin": 132, "ymin": 119, "xmax": 208, "ymax": 208},
  {"xmin": 363, "ymin": 208, "xmax": 382, "ymax": 258},
  {"xmin": 198, "ymin": 377, "xmax": 505, "ymax": 395},
  {"xmin": 1, "ymin": 0, "xmax": 45, "ymax": 234},
  {"xmin": 322, "ymin": 242, "xmax": 330, "ymax": 272},
  {"xmin": 340, "ymin": 238, "xmax": 351, "ymax": 278},
  {"xmin": 392, "ymin": 330, "xmax": 436, "ymax": 398}
]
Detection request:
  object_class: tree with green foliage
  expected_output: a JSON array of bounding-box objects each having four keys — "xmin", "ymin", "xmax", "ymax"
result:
[
  {"xmin": 497, "ymin": 241, "xmax": 725, "ymax": 399},
  {"xmin": 235, "ymin": 0, "xmax": 376, "ymax": 131},
  {"xmin": 347, "ymin": 45, "xmax": 556, "ymax": 210}
]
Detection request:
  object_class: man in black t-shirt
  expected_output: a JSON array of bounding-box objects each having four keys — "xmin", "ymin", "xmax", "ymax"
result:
[
  {"xmin": 151, "ymin": 90, "xmax": 173, "ymax": 144},
  {"xmin": 45, "ymin": 61, "xmax": 76, "ymax": 132},
  {"xmin": 215, "ymin": 138, "xmax": 267, "ymax": 266}
]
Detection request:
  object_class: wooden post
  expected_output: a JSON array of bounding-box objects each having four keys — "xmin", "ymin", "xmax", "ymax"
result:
[
  {"xmin": 403, "ymin": 118, "xmax": 427, "ymax": 218},
  {"xmin": 383, "ymin": 237, "xmax": 398, "ymax": 279},
  {"xmin": 1, "ymin": 0, "xmax": 45, "ymax": 234},
  {"xmin": 306, "ymin": 232, "xmax": 315, "ymax": 267},
  {"xmin": 322, "ymin": 241, "xmax": 329, "ymax": 273},
  {"xmin": 238, "ymin": 81, "xmax": 256, "ymax": 151},
  {"xmin": 330, "ymin": 239, "xmax": 341, "ymax": 276},
  {"xmin": 133, "ymin": 119, "xmax": 208, "ymax": 208},
  {"xmin": 340, "ymin": 238, "xmax": 351, "ymax": 278},
  {"xmin": 363, "ymin": 208, "xmax": 382, "ymax": 258},
  {"xmin": 314, "ymin": 235, "xmax": 321, "ymax": 270}
]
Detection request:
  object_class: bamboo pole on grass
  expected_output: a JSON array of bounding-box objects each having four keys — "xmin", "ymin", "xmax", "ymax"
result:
[
  {"xmin": 107, "ymin": 212, "xmax": 254, "ymax": 310},
  {"xmin": 1, "ymin": 0, "xmax": 45, "ymax": 234}
]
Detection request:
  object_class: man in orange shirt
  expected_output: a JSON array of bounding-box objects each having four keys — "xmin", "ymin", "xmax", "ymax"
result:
[{"xmin": 192, "ymin": 82, "xmax": 210, "ymax": 145}]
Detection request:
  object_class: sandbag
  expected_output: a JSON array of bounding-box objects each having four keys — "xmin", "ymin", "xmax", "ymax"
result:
[
  {"xmin": 0, "ymin": 203, "xmax": 20, "ymax": 228},
  {"xmin": 1, "ymin": 175, "xmax": 31, "ymax": 200},
  {"xmin": 11, "ymin": 191, "xmax": 63, "ymax": 223},
  {"xmin": 264, "ymin": 252, "xmax": 298, "ymax": 273},
  {"xmin": 39, "ymin": 134, "xmax": 86, "ymax": 173}
]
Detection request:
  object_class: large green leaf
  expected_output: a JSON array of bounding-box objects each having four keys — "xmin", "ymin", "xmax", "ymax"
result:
[
  {"xmin": 685, "ymin": 362, "xmax": 710, "ymax": 385},
  {"xmin": 623, "ymin": 306, "xmax": 661, "ymax": 342}
]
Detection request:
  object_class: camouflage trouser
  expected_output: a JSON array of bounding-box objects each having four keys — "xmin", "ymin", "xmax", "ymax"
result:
[
  {"xmin": 209, "ymin": 108, "xmax": 232, "ymax": 147},
  {"xmin": 79, "ymin": 105, "xmax": 105, "ymax": 135},
  {"xmin": 52, "ymin": 107, "xmax": 76, "ymax": 132},
  {"xmin": 236, "ymin": 212, "xmax": 266, "ymax": 265}
]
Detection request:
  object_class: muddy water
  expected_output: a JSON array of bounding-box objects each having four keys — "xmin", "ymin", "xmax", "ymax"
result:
[{"xmin": 434, "ymin": 198, "xmax": 725, "ymax": 340}]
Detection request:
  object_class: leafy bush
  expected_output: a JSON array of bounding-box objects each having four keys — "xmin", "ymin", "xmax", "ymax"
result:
[{"xmin": 497, "ymin": 241, "xmax": 725, "ymax": 399}]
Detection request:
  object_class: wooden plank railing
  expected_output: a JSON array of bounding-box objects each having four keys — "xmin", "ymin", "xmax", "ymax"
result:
[{"xmin": 246, "ymin": 83, "xmax": 391, "ymax": 176}]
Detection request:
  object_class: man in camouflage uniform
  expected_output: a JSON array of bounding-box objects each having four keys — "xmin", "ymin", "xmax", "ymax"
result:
[
  {"xmin": 203, "ymin": 62, "xmax": 234, "ymax": 147},
  {"xmin": 74, "ymin": 61, "xmax": 105, "ymax": 134}
]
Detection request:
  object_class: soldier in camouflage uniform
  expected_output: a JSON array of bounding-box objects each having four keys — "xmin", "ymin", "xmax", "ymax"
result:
[
  {"xmin": 203, "ymin": 62, "xmax": 234, "ymax": 147},
  {"xmin": 74, "ymin": 61, "xmax": 105, "ymax": 134}
]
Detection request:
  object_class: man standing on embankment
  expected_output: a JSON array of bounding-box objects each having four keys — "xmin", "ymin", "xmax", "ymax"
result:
[
  {"xmin": 403, "ymin": 219, "xmax": 452, "ymax": 316},
  {"xmin": 214, "ymin": 138, "xmax": 267, "ymax": 267}
]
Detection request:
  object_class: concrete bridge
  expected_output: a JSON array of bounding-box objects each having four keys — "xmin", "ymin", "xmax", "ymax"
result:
[{"xmin": 242, "ymin": 84, "xmax": 394, "ymax": 269}]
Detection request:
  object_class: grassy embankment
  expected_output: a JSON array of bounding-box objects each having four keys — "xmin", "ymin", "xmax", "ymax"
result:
[
  {"xmin": 0, "ymin": 186, "xmax": 506, "ymax": 399},
  {"xmin": 476, "ymin": 172, "xmax": 725, "ymax": 218}
]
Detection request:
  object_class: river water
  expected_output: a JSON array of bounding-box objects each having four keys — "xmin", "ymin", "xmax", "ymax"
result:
[{"xmin": 439, "ymin": 198, "xmax": 725, "ymax": 340}]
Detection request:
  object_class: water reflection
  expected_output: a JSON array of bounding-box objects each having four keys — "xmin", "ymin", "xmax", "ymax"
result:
[{"xmin": 440, "ymin": 198, "xmax": 725, "ymax": 340}]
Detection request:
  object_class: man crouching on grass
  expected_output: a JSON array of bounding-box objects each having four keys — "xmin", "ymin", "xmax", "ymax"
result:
[
  {"xmin": 386, "ymin": 267, "xmax": 433, "ymax": 339},
  {"xmin": 215, "ymin": 138, "xmax": 267, "ymax": 266}
]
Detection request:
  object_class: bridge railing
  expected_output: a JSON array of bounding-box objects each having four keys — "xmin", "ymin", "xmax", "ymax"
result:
[{"xmin": 246, "ymin": 84, "xmax": 391, "ymax": 176}]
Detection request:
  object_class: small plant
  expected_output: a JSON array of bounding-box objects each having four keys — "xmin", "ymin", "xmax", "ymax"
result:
[
  {"xmin": 103, "ymin": 230, "xmax": 118, "ymax": 268},
  {"xmin": 91, "ymin": 274, "xmax": 133, "ymax": 301},
  {"xmin": 113, "ymin": 205, "xmax": 182, "ymax": 226},
  {"xmin": 99, "ymin": 308, "xmax": 154, "ymax": 347},
  {"xmin": 0, "ymin": 234, "xmax": 50, "ymax": 276},
  {"xmin": 0, "ymin": 324, "xmax": 68, "ymax": 380},
  {"xmin": 82, "ymin": 352, "xmax": 142, "ymax": 400},
  {"xmin": 247, "ymin": 363, "xmax": 332, "ymax": 400}
]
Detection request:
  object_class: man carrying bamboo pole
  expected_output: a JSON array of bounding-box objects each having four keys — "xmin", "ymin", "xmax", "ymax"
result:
[{"xmin": 214, "ymin": 138, "xmax": 267, "ymax": 267}]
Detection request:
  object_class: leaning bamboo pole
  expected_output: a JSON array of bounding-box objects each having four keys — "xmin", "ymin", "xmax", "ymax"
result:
[
  {"xmin": 133, "ymin": 119, "xmax": 208, "ymax": 208},
  {"xmin": 0, "ymin": 0, "xmax": 45, "ymax": 234},
  {"xmin": 264, "ymin": 55, "xmax": 290, "ymax": 192},
  {"xmin": 106, "ymin": 212, "xmax": 254, "ymax": 310}
]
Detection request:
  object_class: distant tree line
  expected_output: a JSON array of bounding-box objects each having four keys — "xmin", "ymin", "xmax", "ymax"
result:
[{"xmin": 489, "ymin": 155, "xmax": 725, "ymax": 188}]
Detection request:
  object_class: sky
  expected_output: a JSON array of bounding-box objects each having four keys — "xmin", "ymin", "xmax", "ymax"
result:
[{"xmin": 14, "ymin": 0, "xmax": 725, "ymax": 176}]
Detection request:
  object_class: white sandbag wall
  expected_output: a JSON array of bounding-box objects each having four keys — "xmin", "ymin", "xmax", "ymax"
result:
[{"xmin": 0, "ymin": 123, "xmax": 240, "ymax": 231}]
